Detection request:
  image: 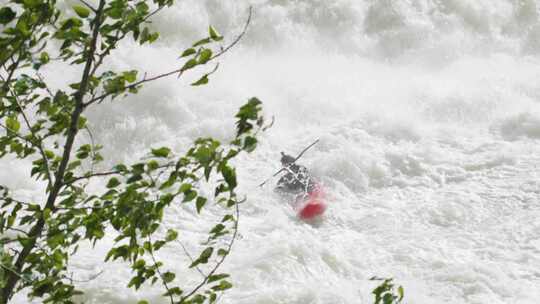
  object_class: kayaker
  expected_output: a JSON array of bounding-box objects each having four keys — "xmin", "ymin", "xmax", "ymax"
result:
[{"xmin": 276, "ymin": 152, "xmax": 315, "ymax": 194}]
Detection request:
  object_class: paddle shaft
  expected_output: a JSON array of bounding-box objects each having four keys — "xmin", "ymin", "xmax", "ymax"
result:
[{"xmin": 258, "ymin": 139, "xmax": 319, "ymax": 187}]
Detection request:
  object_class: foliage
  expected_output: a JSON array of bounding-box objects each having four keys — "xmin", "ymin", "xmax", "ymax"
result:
[
  {"xmin": 0, "ymin": 0, "xmax": 260, "ymax": 303},
  {"xmin": 370, "ymin": 277, "xmax": 405, "ymax": 304}
]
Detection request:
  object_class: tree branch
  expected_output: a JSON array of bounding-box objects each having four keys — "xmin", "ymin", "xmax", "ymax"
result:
[
  {"xmin": 69, "ymin": 170, "xmax": 120, "ymax": 184},
  {"xmin": 210, "ymin": 6, "xmax": 252, "ymax": 62},
  {"xmin": 147, "ymin": 235, "xmax": 174, "ymax": 304},
  {"xmin": 180, "ymin": 198, "xmax": 242, "ymax": 302},
  {"xmin": 89, "ymin": 5, "xmax": 164, "ymax": 80},
  {"xmin": 9, "ymin": 88, "xmax": 53, "ymax": 188},
  {"xmin": 82, "ymin": 6, "xmax": 253, "ymax": 108},
  {"xmin": 0, "ymin": 0, "xmax": 108, "ymax": 300}
]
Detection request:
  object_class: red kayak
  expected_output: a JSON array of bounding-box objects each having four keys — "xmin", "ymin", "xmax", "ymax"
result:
[{"xmin": 296, "ymin": 184, "xmax": 327, "ymax": 220}]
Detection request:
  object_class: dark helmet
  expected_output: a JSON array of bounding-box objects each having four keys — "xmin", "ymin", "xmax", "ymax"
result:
[{"xmin": 280, "ymin": 152, "xmax": 295, "ymax": 165}]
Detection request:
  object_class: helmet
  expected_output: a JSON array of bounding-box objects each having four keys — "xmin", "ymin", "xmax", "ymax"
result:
[{"xmin": 280, "ymin": 152, "xmax": 295, "ymax": 165}]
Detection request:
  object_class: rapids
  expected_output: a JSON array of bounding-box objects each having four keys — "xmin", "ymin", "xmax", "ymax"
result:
[{"xmin": 3, "ymin": 0, "xmax": 540, "ymax": 303}]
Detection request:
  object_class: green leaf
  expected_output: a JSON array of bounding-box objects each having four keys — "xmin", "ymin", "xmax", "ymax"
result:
[
  {"xmin": 208, "ymin": 273, "xmax": 229, "ymax": 283},
  {"xmin": 40, "ymin": 52, "xmax": 50, "ymax": 64},
  {"xmin": 162, "ymin": 287, "xmax": 183, "ymax": 297},
  {"xmin": 136, "ymin": 2, "xmax": 149, "ymax": 13},
  {"xmin": 165, "ymin": 229, "xmax": 178, "ymax": 242},
  {"xmin": 106, "ymin": 177, "xmax": 120, "ymax": 188},
  {"xmin": 190, "ymin": 247, "xmax": 213, "ymax": 267},
  {"xmin": 211, "ymin": 280, "xmax": 232, "ymax": 291},
  {"xmin": 210, "ymin": 224, "xmax": 225, "ymax": 235},
  {"xmin": 137, "ymin": 301, "xmax": 149, "ymax": 304},
  {"xmin": 382, "ymin": 293, "xmax": 394, "ymax": 304},
  {"xmin": 221, "ymin": 165, "xmax": 236, "ymax": 190},
  {"xmin": 151, "ymin": 147, "xmax": 170, "ymax": 158},
  {"xmin": 123, "ymin": 70, "xmax": 137, "ymax": 83},
  {"xmin": 198, "ymin": 49, "xmax": 212, "ymax": 64},
  {"xmin": 0, "ymin": 7, "xmax": 16, "ymax": 25},
  {"xmin": 128, "ymin": 276, "xmax": 144, "ymax": 289},
  {"xmin": 195, "ymin": 197, "xmax": 207, "ymax": 213},
  {"xmin": 243, "ymin": 136, "xmax": 257, "ymax": 152},
  {"xmin": 6, "ymin": 116, "xmax": 20, "ymax": 132},
  {"xmin": 147, "ymin": 160, "xmax": 159, "ymax": 170},
  {"xmin": 160, "ymin": 193, "xmax": 174, "ymax": 205},
  {"xmin": 73, "ymin": 5, "xmax": 90, "ymax": 18},
  {"xmin": 209, "ymin": 26, "xmax": 223, "ymax": 41},
  {"xmin": 193, "ymin": 37, "xmax": 211, "ymax": 47},
  {"xmin": 179, "ymin": 183, "xmax": 191, "ymax": 193},
  {"xmin": 209, "ymin": 293, "xmax": 217, "ymax": 304},
  {"xmin": 191, "ymin": 74, "xmax": 208, "ymax": 86},
  {"xmin": 182, "ymin": 190, "xmax": 197, "ymax": 203},
  {"xmin": 77, "ymin": 116, "xmax": 87, "ymax": 129},
  {"xmin": 181, "ymin": 58, "xmax": 198, "ymax": 71},
  {"xmin": 114, "ymin": 164, "xmax": 128, "ymax": 172},
  {"xmin": 162, "ymin": 272, "xmax": 175, "ymax": 283},
  {"xmin": 221, "ymin": 214, "xmax": 234, "ymax": 222},
  {"xmin": 126, "ymin": 174, "xmax": 142, "ymax": 184},
  {"xmin": 398, "ymin": 286, "xmax": 404, "ymax": 301},
  {"xmin": 181, "ymin": 48, "xmax": 196, "ymax": 57},
  {"xmin": 133, "ymin": 259, "xmax": 146, "ymax": 269},
  {"xmin": 67, "ymin": 160, "xmax": 81, "ymax": 171}
]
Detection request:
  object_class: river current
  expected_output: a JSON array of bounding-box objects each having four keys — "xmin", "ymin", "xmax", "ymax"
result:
[{"xmin": 3, "ymin": 0, "xmax": 540, "ymax": 303}]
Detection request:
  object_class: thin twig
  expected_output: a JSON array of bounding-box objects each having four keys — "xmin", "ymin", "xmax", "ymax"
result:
[
  {"xmin": 68, "ymin": 170, "xmax": 120, "ymax": 184},
  {"xmin": 83, "ymin": 6, "xmax": 253, "ymax": 108},
  {"xmin": 180, "ymin": 198, "xmax": 242, "ymax": 302},
  {"xmin": 67, "ymin": 161, "xmax": 175, "ymax": 185},
  {"xmin": 210, "ymin": 6, "xmax": 252, "ymax": 61},
  {"xmin": 0, "ymin": 264, "xmax": 32, "ymax": 284},
  {"xmin": 145, "ymin": 5, "xmax": 165, "ymax": 21},
  {"xmin": 89, "ymin": 5, "xmax": 163, "ymax": 78},
  {"xmin": 9, "ymin": 86, "xmax": 54, "ymax": 187},
  {"xmin": 6, "ymin": 227, "xmax": 31, "ymax": 236},
  {"xmin": 79, "ymin": 0, "xmax": 96, "ymax": 12},
  {"xmin": 36, "ymin": 72, "xmax": 55, "ymax": 98},
  {"xmin": 175, "ymin": 238, "xmax": 206, "ymax": 277},
  {"xmin": 65, "ymin": 270, "xmax": 104, "ymax": 283},
  {"xmin": 147, "ymin": 235, "xmax": 174, "ymax": 304}
]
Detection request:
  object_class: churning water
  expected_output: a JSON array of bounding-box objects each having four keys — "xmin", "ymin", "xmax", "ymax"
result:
[{"xmin": 3, "ymin": 0, "xmax": 540, "ymax": 303}]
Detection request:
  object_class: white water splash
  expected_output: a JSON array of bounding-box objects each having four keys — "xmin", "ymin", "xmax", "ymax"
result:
[{"xmin": 4, "ymin": 0, "xmax": 540, "ymax": 303}]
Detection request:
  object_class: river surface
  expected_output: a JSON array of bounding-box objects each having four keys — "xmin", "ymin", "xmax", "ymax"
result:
[{"xmin": 3, "ymin": 0, "xmax": 540, "ymax": 303}]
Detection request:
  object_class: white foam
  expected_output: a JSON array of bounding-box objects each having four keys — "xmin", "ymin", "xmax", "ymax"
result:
[{"xmin": 3, "ymin": 1, "xmax": 540, "ymax": 303}]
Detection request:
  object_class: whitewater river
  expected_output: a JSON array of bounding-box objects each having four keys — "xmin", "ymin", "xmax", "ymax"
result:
[{"xmin": 3, "ymin": 0, "xmax": 540, "ymax": 303}]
